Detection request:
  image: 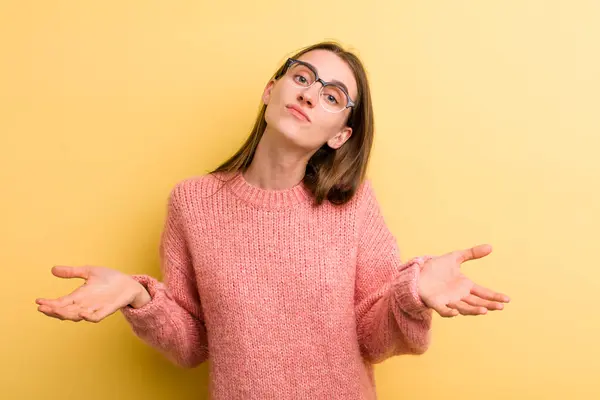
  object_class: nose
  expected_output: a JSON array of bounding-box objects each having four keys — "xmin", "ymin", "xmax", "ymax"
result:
[{"xmin": 297, "ymin": 85, "xmax": 319, "ymax": 108}]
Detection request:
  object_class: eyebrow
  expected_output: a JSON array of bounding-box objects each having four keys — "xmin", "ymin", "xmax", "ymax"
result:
[
  {"xmin": 301, "ymin": 60, "xmax": 352, "ymax": 96},
  {"xmin": 329, "ymin": 79, "xmax": 350, "ymax": 95}
]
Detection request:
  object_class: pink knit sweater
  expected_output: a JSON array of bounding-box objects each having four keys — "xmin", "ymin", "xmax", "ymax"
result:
[{"xmin": 120, "ymin": 171, "xmax": 433, "ymax": 399}]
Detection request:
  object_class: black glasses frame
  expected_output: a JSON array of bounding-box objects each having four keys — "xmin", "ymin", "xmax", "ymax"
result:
[{"xmin": 279, "ymin": 58, "xmax": 356, "ymax": 111}]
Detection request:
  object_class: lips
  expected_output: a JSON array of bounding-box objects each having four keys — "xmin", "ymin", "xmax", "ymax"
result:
[{"xmin": 286, "ymin": 105, "xmax": 310, "ymax": 122}]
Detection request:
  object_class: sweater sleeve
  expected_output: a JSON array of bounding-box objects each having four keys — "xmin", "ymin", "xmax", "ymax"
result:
[
  {"xmin": 354, "ymin": 179, "xmax": 433, "ymax": 364},
  {"xmin": 120, "ymin": 182, "xmax": 209, "ymax": 368}
]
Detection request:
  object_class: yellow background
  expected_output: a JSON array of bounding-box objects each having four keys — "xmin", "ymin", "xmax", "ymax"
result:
[{"xmin": 2, "ymin": 1, "xmax": 599, "ymax": 399}]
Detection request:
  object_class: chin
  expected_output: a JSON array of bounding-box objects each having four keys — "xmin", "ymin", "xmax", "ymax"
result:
[
  {"xmin": 267, "ymin": 115, "xmax": 303, "ymax": 143},
  {"xmin": 265, "ymin": 108, "xmax": 319, "ymax": 150}
]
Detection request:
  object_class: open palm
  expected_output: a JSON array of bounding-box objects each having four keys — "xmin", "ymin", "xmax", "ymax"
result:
[
  {"xmin": 418, "ymin": 244, "xmax": 510, "ymax": 317},
  {"xmin": 36, "ymin": 265, "xmax": 149, "ymax": 322}
]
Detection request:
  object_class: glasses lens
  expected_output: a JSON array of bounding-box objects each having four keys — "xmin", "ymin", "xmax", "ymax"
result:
[
  {"xmin": 288, "ymin": 63, "xmax": 316, "ymax": 87},
  {"xmin": 286, "ymin": 61, "xmax": 348, "ymax": 113},
  {"xmin": 319, "ymin": 85, "xmax": 346, "ymax": 112}
]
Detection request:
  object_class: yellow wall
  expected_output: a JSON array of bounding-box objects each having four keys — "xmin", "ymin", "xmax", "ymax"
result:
[{"xmin": 2, "ymin": 1, "xmax": 598, "ymax": 399}]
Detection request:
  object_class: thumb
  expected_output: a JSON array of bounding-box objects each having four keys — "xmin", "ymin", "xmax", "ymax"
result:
[
  {"xmin": 51, "ymin": 265, "xmax": 91, "ymax": 280},
  {"xmin": 456, "ymin": 244, "xmax": 493, "ymax": 263}
]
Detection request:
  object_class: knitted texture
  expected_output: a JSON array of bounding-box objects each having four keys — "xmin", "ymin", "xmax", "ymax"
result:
[{"xmin": 120, "ymin": 171, "xmax": 433, "ymax": 399}]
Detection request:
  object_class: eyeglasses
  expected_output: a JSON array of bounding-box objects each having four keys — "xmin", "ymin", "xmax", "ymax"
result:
[{"xmin": 278, "ymin": 58, "xmax": 356, "ymax": 113}]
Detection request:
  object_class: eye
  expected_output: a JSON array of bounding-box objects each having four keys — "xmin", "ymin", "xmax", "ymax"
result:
[
  {"xmin": 294, "ymin": 75, "xmax": 308, "ymax": 85},
  {"xmin": 289, "ymin": 64, "xmax": 315, "ymax": 86},
  {"xmin": 322, "ymin": 87, "xmax": 342, "ymax": 105}
]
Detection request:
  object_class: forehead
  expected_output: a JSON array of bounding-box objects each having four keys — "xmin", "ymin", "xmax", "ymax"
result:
[{"xmin": 296, "ymin": 50, "xmax": 358, "ymax": 100}]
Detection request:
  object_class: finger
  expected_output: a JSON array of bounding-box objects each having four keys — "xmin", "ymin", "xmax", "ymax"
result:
[
  {"xmin": 51, "ymin": 265, "xmax": 91, "ymax": 280},
  {"xmin": 38, "ymin": 304, "xmax": 81, "ymax": 322},
  {"xmin": 80, "ymin": 304, "xmax": 116, "ymax": 323},
  {"xmin": 461, "ymin": 294, "xmax": 504, "ymax": 311},
  {"xmin": 433, "ymin": 303, "xmax": 459, "ymax": 318},
  {"xmin": 471, "ymin": 284, "xmax": 511, "ymax": 303},
  {"xmin": 455, "ymin": 244, "xmax": 492, "ymax": 263},
  {"xmin": 448, "ymin": 300, "xmax": 487, "ymax": 316},
  {"xmin": 36, "ymin": 289, "xmax": 85, "ymax": 308},
  {"xmin": 79, "ymin": 308, "xmax": 101, "ymax": 323},
  {"xmin": 54, "ymin": 303, "xmax": 85, "ymax": 322},
  {"xmin": 36, "ymin": 296, "xmax": 74, "ymax": 308},
  {"xmin": 38, "ymin": 304, "xmax": 63, "ymax": 320}
]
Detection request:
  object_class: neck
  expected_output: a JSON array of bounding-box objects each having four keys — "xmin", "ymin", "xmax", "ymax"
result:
[{"xmin": 243, "ymin": 126, "xmax": 312, "ymax": 190}]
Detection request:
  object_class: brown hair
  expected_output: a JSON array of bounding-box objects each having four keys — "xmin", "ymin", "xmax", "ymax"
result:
[{"xmin": 209, "ymin": 40, "xmax": 374, "ymax": 206}]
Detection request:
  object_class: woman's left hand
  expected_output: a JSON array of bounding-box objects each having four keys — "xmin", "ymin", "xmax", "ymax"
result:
[{"xmin": 418, "ymin": 244, "xmax": 510, "ymax": 318}]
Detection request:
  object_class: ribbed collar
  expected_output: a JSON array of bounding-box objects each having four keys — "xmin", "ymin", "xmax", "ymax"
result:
[{"xmin": 225, "ymin": 170, "xmax": 313, "ymax": 210}]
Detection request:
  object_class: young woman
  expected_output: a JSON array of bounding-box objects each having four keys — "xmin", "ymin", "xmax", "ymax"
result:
[{"xmin": 36, "ymin": 41, "xmax": 510, "ymax": 399}]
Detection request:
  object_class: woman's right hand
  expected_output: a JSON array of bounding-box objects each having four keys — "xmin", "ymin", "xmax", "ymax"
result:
[{"xmin": 36, "ymin": 265, "xmax": 152, "ymax": 323}]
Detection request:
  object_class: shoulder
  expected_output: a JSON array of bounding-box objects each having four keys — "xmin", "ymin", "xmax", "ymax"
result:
[
  {"xmin": 324, "ymin": 177, "xmax": 379, "ymax": 219},
  {"xmin": 347, "ymin": 177, "xmax": 387, "ymax": 227},
  {"xmin": 348, "ymin": 177, "xmax": 378, "ymax": 210},
  {"xmin": 167, "ymin": 171, "xmax": 229, "ymax": 208}
]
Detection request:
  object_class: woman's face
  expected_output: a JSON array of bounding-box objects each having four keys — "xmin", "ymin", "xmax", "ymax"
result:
[{"xmin": 262, "ymin": 49, "xmax": 358, "ymax": 152}]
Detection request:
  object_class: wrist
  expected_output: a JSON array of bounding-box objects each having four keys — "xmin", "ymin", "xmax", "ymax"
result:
[
  {"xmin": 393, "ymin": 259, "xmax": 431, "ymax": 318},
  {"xmin": 129, "ymin": 282, "xmax": 152, "ymax": 309},
  {"xmin": 415, "ymin": 258, "xmax": 433, "ymax": 308}
]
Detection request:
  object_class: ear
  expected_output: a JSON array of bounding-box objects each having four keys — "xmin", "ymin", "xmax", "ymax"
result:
[
  {"xmin": 262, "ymin": 79, "xmax": 275, "ymax": 105},
  {"xmin": 327, "ymin": 126, "xmax": 353, "ymax": 150}
]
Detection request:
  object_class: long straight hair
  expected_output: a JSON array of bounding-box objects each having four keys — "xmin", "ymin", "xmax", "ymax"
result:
[{"xmin": 209, "ymin": 41, "xmax": 374, "ymax": 206}]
